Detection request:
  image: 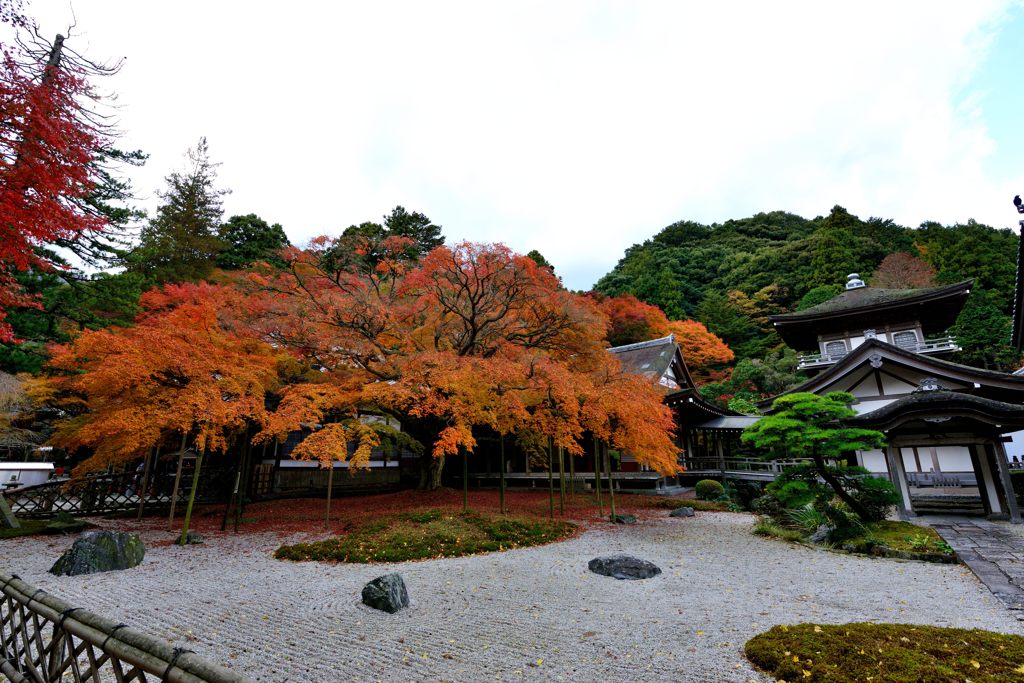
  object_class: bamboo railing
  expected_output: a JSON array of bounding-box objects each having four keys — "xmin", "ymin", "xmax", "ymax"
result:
[{"xmin": 0, "ymin": 574, "xmax": 252, "ymax": 683}]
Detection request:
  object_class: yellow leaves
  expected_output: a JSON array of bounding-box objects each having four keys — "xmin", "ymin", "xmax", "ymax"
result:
[
  {"xmin": 813, "ymin": 626, "xmax": 822, "ymax": 633},
  {"xmin": 970, "ymin": 660, "xmax": 980, "ymax": 669},
  {"xmin": 1014, "ymin": 664, "xmax": 1024, "ymax": 674}
]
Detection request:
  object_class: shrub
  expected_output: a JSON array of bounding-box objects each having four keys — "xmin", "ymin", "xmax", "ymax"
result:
[
  {"xmin": 750, "ymin": 494, "xmax": 783, "ymax": 518},
  {"xmin": 695, "ymin": 479, "xmax": 725, "ymax": 501},
  {"xmin": 786, "ymin": 504, "xmax": 829, "ymax": 534},
  {"xmin": 752, "ymin": 518, "xmax": 804, "ymax": 542}
]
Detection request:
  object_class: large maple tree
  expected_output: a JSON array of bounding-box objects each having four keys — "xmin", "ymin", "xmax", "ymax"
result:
[{"xmin": 245, "ymin": 238, "xmax": 680, "ymax": 489}]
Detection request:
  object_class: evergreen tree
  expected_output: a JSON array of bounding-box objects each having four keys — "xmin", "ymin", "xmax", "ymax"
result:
[
  {"xmin": 217, "ymin": 214, "xmax": 290, "ymax": 269},
  {"xmin": 131, "ymin": 138, "xmax": 229, "ymax": 284},
  {"xmin": 383, "ymin": 205, "xmax": 444, "ymax": 257}
]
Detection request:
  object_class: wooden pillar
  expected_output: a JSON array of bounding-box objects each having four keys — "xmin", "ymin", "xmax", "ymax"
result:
[
  {"xmin": 972, "ymin": 443, "xmax": 1003, "ymax": 516},
  {"xmin": 991, "ymin": 441, "xmax": 1021, "ymax": 523},
  {"xmin": 969, "ymin": 444, "xmax": 996, "ymax": 516},
  {"xmin": 885, "ymin": 444, "xmax": 914, "ymax": 519}
]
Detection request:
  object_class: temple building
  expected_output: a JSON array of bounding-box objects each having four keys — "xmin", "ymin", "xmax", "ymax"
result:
[{"xmin": 765, "ymin": 274, "xmax": 1024, "ymax": 521}]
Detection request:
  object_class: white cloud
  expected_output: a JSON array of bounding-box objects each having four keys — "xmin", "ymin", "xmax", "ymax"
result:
[{"xmin": 26, "ymin": 0, "xmax": 1024, "ymax": 289}]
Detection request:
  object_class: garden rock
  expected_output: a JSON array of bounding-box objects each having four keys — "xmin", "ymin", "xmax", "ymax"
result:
[
  {"xmin": 808, "ymin": 525, "xmax": 831, "ymax": 545},
  {"xmin": 49, "ymin": 531, "xmax": 145, "ymax": 576},
  {"xmin": 669, "ymin": 506, "xmax": 695, "ymax": 518},
  {"xmin": 588, "ymin": 554, "xmax": 662, "ymax": 580},
  {"xmin": 177, "ymin": 531, "xmax": 204, "ymax": 545},
  {"xmin": 610, "ymin": 514, "xmax": 637, "ymax": 525},
  {"xmin": 362, "ymin": 573, "xmax": 409, "ymax": 613}
]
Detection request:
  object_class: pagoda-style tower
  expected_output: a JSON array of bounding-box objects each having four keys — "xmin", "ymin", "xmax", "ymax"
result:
[{"xmin": 769, "ymin": 274, "xmax": 970, "ymax": 373}]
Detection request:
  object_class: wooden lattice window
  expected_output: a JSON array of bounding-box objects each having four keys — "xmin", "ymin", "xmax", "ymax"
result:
[
  {"xmin": 892, "ymin": 330, "xmax": 919, "ymax": 350},
  {"xmin": 824, "ymin": 340, "xmax": 848, "ymax": 359}
]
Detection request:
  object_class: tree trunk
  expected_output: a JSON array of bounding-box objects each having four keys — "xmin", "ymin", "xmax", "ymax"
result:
[
  {"xmin": 606, "ymin": 442, "xmax": 617, "ymax": 521},
  {"xmin": 594, "ymin": 438, "xmax": 603, "ymax": 517},
  {"xmin": 813, "ymin": 450, "xmax": 870, "ymax": 520},
  {"xmin": 178, "ymin": 448, "xmax": 205, "ymax": 545},
  {"xmin": 499, "ymin": 435, "xmax": 506, "ymax": 515},
  {"xmin": 417, "ymin": 451, "xmax": 445, "ymax": 490},
  {"xmin": 167, "ymin": 434, "xmax": 187, "ymax": 530},
  {"xmin": 136, "ymin": 445, "xmax": 157, "ymax": 520},
  {"xmin": 221, "ymin": 467, "xmax": 240, "ymax": 532}
]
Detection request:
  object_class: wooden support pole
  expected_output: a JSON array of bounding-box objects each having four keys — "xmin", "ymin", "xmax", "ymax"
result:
[
  {"xmin": 136, "ymin": 445, "xmax": 158, "ymax": 520},
  {"xmin": 557, "ymin": 445, "xmax": 565, "ymax": 516},
  {"xmin": 178, "ymin": 448, "xmax": 205, "ymax": 546},
  {"xmin": 167, "ymin": 434, "xmax": 188, "ymax": 530},
  {"xmin": 325, "ymin": 461, "xmax": 335, "ymax": 528},
  {"xmin": 547, "ymin": 438, "xmax": 555, "ymax": 519},
  {"xmin": 499, "ymin": 435, "xmax": 506, "ymax": 515},
  {"xmin": 606, "ymin": 442, "xmax": 616, "ymax": 521},
  {"xmin": 594, "ymin": 438, "xmax": 603, "ymax": 517},
  {"xmin": 462, "ymin": 448, "xmax": 469, "ymax": 513}
]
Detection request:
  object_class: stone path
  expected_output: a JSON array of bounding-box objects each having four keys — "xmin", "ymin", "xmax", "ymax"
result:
[{"xmin": 927, "ymin": 517, "xmax": 1024, "ymax": 617}]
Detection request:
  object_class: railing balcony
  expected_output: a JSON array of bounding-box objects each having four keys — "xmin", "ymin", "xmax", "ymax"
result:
[{"xmin": 797, "ymin": 335, "xmax": 959, "ymax": 370}]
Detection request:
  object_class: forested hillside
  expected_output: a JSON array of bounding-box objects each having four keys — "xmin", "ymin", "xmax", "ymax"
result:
[{"xmin": 595, "ymin": 205, "xmax": 1021, "ymax": 404}]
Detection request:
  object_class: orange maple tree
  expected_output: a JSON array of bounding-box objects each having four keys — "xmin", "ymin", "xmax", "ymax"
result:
[
  {"xmin": 43, "ymin": 283, "xmax": 280, "ymax": 474},
  {"xmin": 246, "ymin": 238, "xmax": 680, "ymax": 490},
  {"xmin": 666, "ymin": 319, "xmax": 734, "ymax": 382}
]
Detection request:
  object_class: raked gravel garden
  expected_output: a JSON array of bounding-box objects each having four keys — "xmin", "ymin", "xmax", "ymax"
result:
[{"xmin": 4, "ymin": 499, "xmax": 1022, "ymax": 683}]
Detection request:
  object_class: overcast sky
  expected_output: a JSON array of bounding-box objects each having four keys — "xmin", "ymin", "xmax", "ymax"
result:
[{"xmin": 24, "ymin": 1, "xmax": 1024, "ymax": 290}]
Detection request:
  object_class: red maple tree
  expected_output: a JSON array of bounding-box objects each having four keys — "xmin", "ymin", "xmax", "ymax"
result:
[{"xmin": 0, "ymin": 35, "xmax": 108, "ymax": 341}]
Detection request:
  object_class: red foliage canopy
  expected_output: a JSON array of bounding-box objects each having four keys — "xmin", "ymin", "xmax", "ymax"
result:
[{"xmin": 0, "ymin": 40, "xmax": 108, "ymax": 341}]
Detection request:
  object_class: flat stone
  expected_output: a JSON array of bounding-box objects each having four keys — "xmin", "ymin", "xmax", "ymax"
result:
[
  {"xmin": 669, "ymin": 507, "xmax": 695, "ymax": 518},
  {"xmin": 588, "ymin": 554, "xmax": 661, "ymax": 580},
  {"xmin": 362, "ymin": 573, "xmax": 409, "ymax": 613},
  {"xmin": 610, "ymin": 514, "xmax": 637, "ymax": 525},
  {"xmin": 50, "ymin": 531, "xmax": 145, "ymax": 576}
]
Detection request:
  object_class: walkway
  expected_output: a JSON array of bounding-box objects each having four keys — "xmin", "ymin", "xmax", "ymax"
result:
[{"xmin": 928, "ymin": 517, "xmax": 1024, "ymax": 618}]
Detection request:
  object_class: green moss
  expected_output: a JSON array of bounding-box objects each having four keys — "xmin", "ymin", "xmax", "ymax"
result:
[
  {"xmin": 275, "ymin": 509, "xmax": 576, "ymax": 563},
  {"xmin": 0, "ymin": 518, "xmax": 51, "ymax": 539},
  {"xmin": 643, "ymin": 498, "xmax": 728, "ymax": 512},
  {"xmin": 745, "ymin": 622, "xmax": 1024, "ymax": 682}
]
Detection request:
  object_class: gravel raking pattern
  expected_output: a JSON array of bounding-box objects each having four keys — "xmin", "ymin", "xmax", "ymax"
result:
[{"xmin": 3, "ymin": 513, "xmax": 1022, "ymax": 682}]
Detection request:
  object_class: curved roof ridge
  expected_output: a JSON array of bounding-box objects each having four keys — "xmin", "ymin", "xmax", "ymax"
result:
[
  {"xmin": 769, "ymin": 279, "xmax": 973, "ymax": 321},
  {"xmin": 607, "ymin": 333, "xmax": 675, "ymax": 353}
]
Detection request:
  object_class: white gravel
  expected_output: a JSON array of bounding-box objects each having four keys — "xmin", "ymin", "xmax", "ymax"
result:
[{"xmin": 3, "ymin": 512, "xmax": 1021, "ymax": 683}]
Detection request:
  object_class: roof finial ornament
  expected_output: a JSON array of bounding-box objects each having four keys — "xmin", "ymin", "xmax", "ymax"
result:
[{"xmin": 846, "ymin": 273, "xmax": 866, "ymax": 290}]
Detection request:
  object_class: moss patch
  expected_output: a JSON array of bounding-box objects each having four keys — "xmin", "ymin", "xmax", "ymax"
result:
[
  {"xmin": 0, "ymin": 515, "xmax": 92, "ymax": 539},
  {"xmin": 745, "ymin": 622, "xmax": 1024, "ymax": 682},
  {"xmin": 275, "ymin": 509, "xmax": 576, "ymax": 563},
  {"xmin": 640, "ymin": 498, "xmax": 728, "ymax": 512}
]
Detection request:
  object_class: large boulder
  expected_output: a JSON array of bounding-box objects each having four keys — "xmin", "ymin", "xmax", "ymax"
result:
[
  {"xmin": 362, "ymin": 573, "xmax": 409, "ymax": 613},
  {"xmin": 669, "ymin": 506, "xmax": 695, "ymax": 518},
  {"xmin": 588, "ymin": 554, "xmax": 661, "ymax": 580},
  {"xmin": 50, "ymin": 531, "xmax": 145, "ymax": 576}
]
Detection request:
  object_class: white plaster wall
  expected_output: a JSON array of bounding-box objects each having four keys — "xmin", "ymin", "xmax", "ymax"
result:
[
  {"xmin": 900, "ymin": 448, "xmax": 919, "ymax": 473},
  {"xmin": 935, "ymin": 446, "xmax": 973, "ymax": 472},
  {"xmin": 849, "ymin": 335, "xmax": 866, "ymax": 351},
  {"xmin": 851, "ymin": 398, "xmax": 896, "ymax": 415},
  {"xmin": 859, "ymin": 449, "xmax": 887, "ymax": 473}
]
